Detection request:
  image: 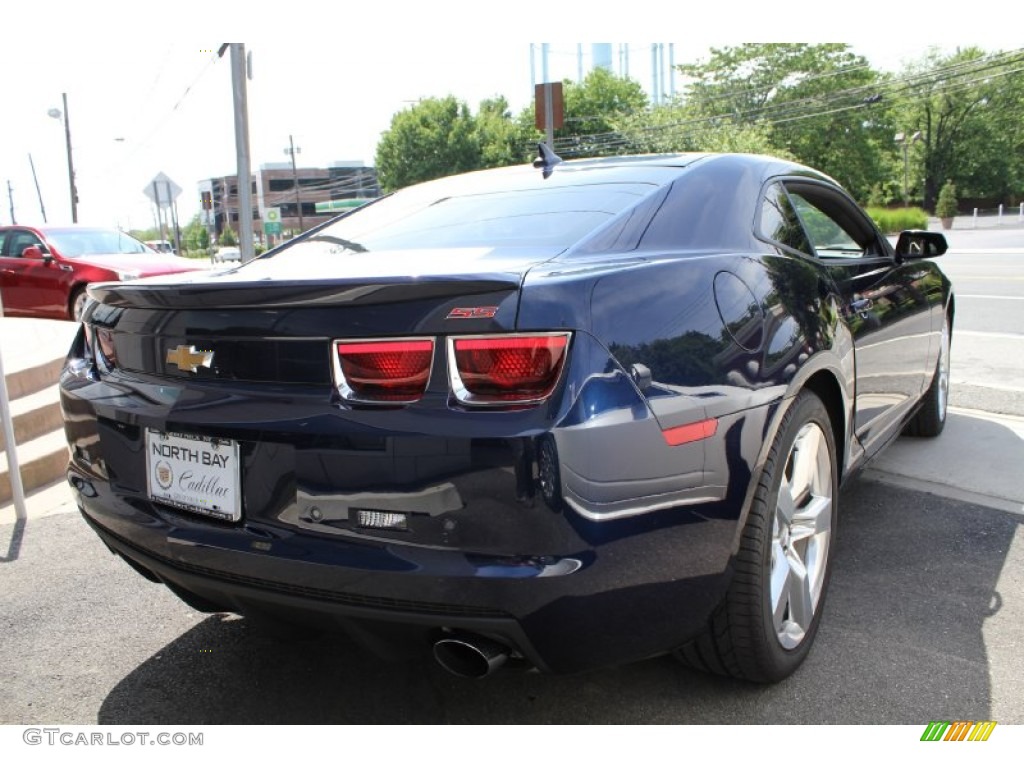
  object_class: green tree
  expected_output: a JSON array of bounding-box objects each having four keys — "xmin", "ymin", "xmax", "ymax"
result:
[
  {"xmin": 183, "ymin": 214, "xmax": 209, "ymax": 253},
  {"xmin": 475, "ymin": 97, "xmax": 533, "ymax": 168},
  {"xmin": 219, "ymin": 226, "xmax": 237, "ymax": 247},
  {"xmin": 518, "ymin": 69, "xmax": 649, "ymax": 158},
  {"xmin": 561, "ymin": 68, "xmax": 648, "ymax": 138},
  {"xmin": 375, "ymin": 96, "xmax": 481, "ymax": 191},
  {"xmin": 675, "ymin": 44, "xmax": 890, "ymax": 200},
  {"xmin": 129, "ymin": 227, "xmax": 161, "ymax": 242},
  {"xmin": 894, "ymin": 48, "xmax": 1024, "ymax": 209},
  {"xmin": 616, "ymin": 105, "xmax": 783, "ymax": 156}
]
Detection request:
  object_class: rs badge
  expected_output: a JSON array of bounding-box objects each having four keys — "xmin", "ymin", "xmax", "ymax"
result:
[
  {"xmin": 166, "ymin": 345, "xmax": 214, "ymax": 373},
  {"xmin": 447, "ymin": 306, "xmax": 498, "ymax": 319}
]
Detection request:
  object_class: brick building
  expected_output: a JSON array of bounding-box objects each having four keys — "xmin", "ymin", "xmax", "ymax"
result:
[{"xmin": 198, "ymin": 161, "xmax": 379, "ymax": 244}]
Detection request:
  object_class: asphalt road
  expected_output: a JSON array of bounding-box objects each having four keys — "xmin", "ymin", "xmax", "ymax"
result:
[
  {"xmin": 1, "ymin": 226, "xmax": 1022, "ymax": 725},
  {"xmin": 1, "ymin": 479, "xmax": 1020, "ymax": 725},
  {"xmin": 941, "ymin": 228, "xmax": 1024, "ymax": 416}
]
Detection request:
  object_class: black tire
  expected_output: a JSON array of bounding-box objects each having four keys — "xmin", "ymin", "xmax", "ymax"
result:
[
  {"xmin": 677, "ymin": 390, "xmax": 838, "ymax": 682},
  {"xmin": 70, "ymin": 286, "xmax": 89, "ymax": 321},
  {"xmin": 904, "ymin": 314, "xmax": 950, "ymax": 438}
]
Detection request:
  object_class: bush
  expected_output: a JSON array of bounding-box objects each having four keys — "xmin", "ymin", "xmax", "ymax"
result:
[
  {"xmin": 219, "ymin": 227, "xmax": 238, "ymax": 247},
  {"xmin": 866, "ymin": 207, "xmax": 929, "ymax": 234},
  {"xmin": 935, "ymin": 181, "xmax": 959, "ymax": 219}
]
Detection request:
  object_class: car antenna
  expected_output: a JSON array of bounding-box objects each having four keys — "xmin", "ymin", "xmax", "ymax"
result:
[{"xmin": 532, "ymin": 143, "xmax": 563, "ymax": 179}]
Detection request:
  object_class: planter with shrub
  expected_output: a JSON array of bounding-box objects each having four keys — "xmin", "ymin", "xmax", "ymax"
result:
[{"xmin": 936, "ymin": 181, "xmax": 958, "ymax": 230}]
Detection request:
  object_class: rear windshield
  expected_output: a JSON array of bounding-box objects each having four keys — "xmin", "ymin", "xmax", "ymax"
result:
[{"xmin": 300, "ymin": 182, "xmax": 660, "ymax": 253}]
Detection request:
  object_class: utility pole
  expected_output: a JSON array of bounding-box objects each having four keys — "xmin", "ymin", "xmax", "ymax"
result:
[
  {"xmin": 669, "ymin": 43, "xmax": 676, "ymax": 100},
  {"xmin": 61, "ymin": 93, "xmax": 78, "ymax": 223},
  {"xmin": 541, "ymin": 44, "xmax": 554, "ymax": 150},
  {"xmin": 285, "ymin": 134, "xmax": 304, "ymax": 233},
  {"xmin": 6, "ymin": 181, "xmax": 15, "ymax": 224},
  {"xmin": 171, "ymin": 199, "xmax": 182, "ymax": 255},
  {"xmin": 28, "ymin": 154, "xmax": 47, "ymax": 222},
  {"xmin": 152, "ymin": 181, "xmax": 166, "ymax": 242},
  {"xmin": 227, "ymin": 44, "xmax": 255, "ymax": 261}
]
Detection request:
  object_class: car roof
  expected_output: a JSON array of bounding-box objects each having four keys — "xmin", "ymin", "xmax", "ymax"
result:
[{"xmin": 387, "ymin": 152, "xmax": 836, "ymax": 199}]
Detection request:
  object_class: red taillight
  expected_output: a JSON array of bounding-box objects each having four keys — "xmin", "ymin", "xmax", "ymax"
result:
[
  {"xmin": 449, "ymin": 333, "xmax": 570, "ymax": 405},
  {"xmin": 335, "ymin": 339, "xmax": 434, "ymax": 402}
]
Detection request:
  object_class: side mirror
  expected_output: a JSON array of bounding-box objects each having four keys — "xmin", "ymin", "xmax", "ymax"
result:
[
  {"xmin": 22, "ymin": 245, "xmax": 46, "ymax": 261},
  {"xmin": 894, "ymin": 230, "xmax": 948, "ymax": 260},
  {"xmin": 630, "ymin": 363, "xmax": 652, "ymax": 390}
]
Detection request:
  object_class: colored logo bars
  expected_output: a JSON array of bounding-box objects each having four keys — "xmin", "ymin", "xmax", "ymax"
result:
[{"xmin": 921, "ymin": 721, "xmax": 997, "ymax": 742}]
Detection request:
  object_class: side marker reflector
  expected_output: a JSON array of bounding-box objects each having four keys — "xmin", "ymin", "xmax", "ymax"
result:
[{"xmin": 662, "ymin": 418, "xmax": 718, "ymax": 446}]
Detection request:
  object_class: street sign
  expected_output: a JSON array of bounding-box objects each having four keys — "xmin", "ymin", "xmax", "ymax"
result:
[
  {"xmin": 143, "ymin": 172, "xmax": 182, "ymax": 206},
  {"xmin": 534, "ymin": 82, "xmax": 564, "ymax": 131},
  {"xmin": 263, "ymin": 207, "xmax": 281, "ymax": 234}
]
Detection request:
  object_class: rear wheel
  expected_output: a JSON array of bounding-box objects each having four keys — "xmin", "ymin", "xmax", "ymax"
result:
[{"xmin": 677, "ymin": 391, "xmax": 837, "ymax": 682}]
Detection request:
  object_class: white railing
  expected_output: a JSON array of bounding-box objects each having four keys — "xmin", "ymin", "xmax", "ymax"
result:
[{"xmin": 968, "ymin": 203, "xmax": 1024, "ymax": 228}]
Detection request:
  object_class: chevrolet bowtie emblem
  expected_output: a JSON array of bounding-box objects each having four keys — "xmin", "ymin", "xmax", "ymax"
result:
[{"xmin": 166, "ymin": 345, "xmax": 214, "ymax": 373}]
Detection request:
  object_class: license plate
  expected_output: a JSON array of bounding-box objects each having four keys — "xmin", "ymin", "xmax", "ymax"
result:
[{"xmin": 145, "ymin": 430, "xmax": 241, "ymax": 521}]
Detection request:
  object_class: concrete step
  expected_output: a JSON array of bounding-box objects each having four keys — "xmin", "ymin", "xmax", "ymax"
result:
[
  {"xmin": 0, "ymin": 429, "xmax": 70, "ymax": 506},
  {"xmin": 0, "ymin": 385, "xmax": 63, "ymax": 451},
  {"xmin": 4, "ymin": 357, "xmax": 65, "ymax": 401}
]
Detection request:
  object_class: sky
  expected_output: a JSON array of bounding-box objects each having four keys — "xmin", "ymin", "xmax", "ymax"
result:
[{"xmin": 1, "ymin": 3, "xmax": 1017, "ymax": 233}]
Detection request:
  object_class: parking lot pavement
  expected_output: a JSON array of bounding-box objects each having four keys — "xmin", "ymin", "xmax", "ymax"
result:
[{"xmin": 1, "ymin": 477, "xmax": 1021, "ymax": 724}]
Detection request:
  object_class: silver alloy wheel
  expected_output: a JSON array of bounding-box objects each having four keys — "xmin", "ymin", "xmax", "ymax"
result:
[
  {"xmin": 937, "ymin": 318, "xmax": 950, "ymax": 421},
  {"xmin": 72, "ymin": 289, "xmax": 89, "ymax": 321},
  {"xmin": 770, "ymin": 422, "xmax": 833, "ymax": 650}
]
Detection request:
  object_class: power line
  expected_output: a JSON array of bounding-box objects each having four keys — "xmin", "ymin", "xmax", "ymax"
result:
[{"xmin": 549, "ymin": 50, "xmax": 1024, "ymax": 157}]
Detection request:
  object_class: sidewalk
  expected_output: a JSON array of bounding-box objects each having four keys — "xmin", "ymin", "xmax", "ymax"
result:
[{"xmin": 864, "ymin": 407, "xmax": 1024, "ymax": 515}]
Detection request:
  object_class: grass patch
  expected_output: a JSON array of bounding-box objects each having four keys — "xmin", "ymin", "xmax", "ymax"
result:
[{"xmin": 866, "ymin": 207, "xmax": 929, "ymax": 234}]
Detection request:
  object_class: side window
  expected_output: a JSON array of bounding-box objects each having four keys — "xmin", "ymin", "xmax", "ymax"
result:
[
  {"xmin": 0, "ymin": 231, "xmax": 7, "ymax": 256},
  {"xmin": 759, "ymin": 182, "xmax": 812, "ymax": 254},
  {"xmin": 787, "ymin": 192, "xmax": 864, "ymax": 258},
  {"xmin": 8, "ymin": 231, "xmax": 44, "ymax": 258}
]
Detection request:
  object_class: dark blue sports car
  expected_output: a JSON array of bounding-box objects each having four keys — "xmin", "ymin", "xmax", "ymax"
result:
[{"xmin": 60, "ymin": 152, "xmax": 952, "ymax": 682}]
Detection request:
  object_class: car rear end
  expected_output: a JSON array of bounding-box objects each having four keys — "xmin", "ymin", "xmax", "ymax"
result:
[{"xmin": 60, "ymin": 160, "xmax": 743, "ymax": 674}]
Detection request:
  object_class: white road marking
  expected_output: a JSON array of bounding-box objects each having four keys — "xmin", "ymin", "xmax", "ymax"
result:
[
  {"xmin": 958, "ymin": 295, "xmax": 1024, "ymax": 300},
  {"xmin": 955, "ymin": 330, "xmax": 1024, "ymax": 340}
]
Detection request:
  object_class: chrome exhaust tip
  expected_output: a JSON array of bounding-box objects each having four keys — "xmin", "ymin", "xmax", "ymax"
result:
[{"xmin": 433, "ymin": 634, "xmax": 510, "ymax": 678}]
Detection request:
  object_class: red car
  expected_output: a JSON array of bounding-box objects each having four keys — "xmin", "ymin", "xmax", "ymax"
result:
[{"xmin": 0, "ymin": 225, "xmax": 205, "ymax": 321}]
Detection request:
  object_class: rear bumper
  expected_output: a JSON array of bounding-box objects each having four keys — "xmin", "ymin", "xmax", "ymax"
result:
[
  {"xmin": 72, "ymin": 456, "xmax": 741, "ymax": 673},
  {"xmin": 61, "ymin": 336, "xmax": 774, "ymax": 673}
]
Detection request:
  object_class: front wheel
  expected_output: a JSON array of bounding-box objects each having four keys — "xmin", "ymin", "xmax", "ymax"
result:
[
  {"xmin": 904, "ymin": 313, "xmax": 950, "ymax": 437},
  {"xmin": 677, "ymin": 390, "xmax": 837, "ymax": 682},
  {"xmin": 70, "ymin": 286, "xmax": 89, "ymax": 322}
]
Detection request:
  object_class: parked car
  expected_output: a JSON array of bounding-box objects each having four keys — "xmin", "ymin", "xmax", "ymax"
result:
[
  {"xmin": 0, "ymin": 225, "xmax": 204, "ymax": 320},
  {"xmin": 145, "ymin": 239, "xmax": 176, "ymax": 255},
  {"xmin": 212, "ymin": 246, "xmax": 242, "ymax": 265},
  {"xmin": 60, "ymin": 153, "xmax": 952, "ymax": 682}
]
